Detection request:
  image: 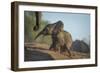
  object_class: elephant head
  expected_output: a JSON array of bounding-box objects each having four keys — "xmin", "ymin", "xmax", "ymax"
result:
[{"xmin": 34, "ymin": 20, "xmax": 64, "ymax": 40}]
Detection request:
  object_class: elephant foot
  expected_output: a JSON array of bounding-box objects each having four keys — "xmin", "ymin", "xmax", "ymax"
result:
[
  {"xmin": 61, "ymin": 52, "xmax": 72, "ymax": 58},
  {"xmin": 49, "ymin": 48, "xmax": 58, "ymax": 52},
  {"xmin": 49, "ymin": 48, "xmax": 54, "ymax": 51},
  {"xmin": 68, "ymin": 54, "xmax": 72, "ymax": 58},
  {"xmin": 60, "ymin": 52, "xmax": 66, "ymax": 56}
]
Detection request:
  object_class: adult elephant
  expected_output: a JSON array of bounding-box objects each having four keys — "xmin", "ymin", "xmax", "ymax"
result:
[{"xmin": 34, "ymin": 21, "xmax": 73, "ymax": 57}]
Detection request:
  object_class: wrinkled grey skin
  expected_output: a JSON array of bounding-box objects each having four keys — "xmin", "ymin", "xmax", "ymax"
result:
[{"xmin": 34, "ymin": 21, "xmax": 72, "ymax": 56}]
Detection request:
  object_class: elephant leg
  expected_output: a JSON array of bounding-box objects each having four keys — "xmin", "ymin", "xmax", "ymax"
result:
[
  {"xmin": 53, "ymin": 45, "xmax": 58, "ymax": 52},
  {"xmin": 62, "ymin": 45, "xmax": 71, "ymax": 57},
  {"xmin": 49, "ymin": 43, "xmax": 57, "ymax": 52},
  {"xmin": 59, "ymin": 46, "xmax": 65, "ymax": 55},
  {"xmin": 66, "ymin": 47, "xmax": 71, "ymax": 57},
  {"xmin": 67, "ymin": 49, "xmax": 71, "ymax": 57},
  {"xmin": 49, "ymin": 44, "xmax": 54, "ymax": 51}
]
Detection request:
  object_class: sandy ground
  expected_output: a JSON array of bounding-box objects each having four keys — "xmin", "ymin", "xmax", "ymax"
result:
[{"xmin": 24, "ymin": 43, "xmax": 90, "ymax": 61}]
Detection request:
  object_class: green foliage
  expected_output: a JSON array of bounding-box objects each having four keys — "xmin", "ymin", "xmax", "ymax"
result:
[
  {"xmin": 24, "ymin": 11, "xmax": 51, "ymax": 44},
  {"xmin": 24, "ymin": 11, "xmax": 36, "ymax": 42}
]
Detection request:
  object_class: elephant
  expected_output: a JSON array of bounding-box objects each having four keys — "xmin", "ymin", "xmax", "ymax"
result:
[{"xmin": 34, "ymin": 20, "xmax": 73, "ymax": 57}]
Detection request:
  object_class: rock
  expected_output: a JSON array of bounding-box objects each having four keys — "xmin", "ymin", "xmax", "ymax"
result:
[{"xmin": 71, "ymin": 40, "xmax": 90, "ymax": 53}]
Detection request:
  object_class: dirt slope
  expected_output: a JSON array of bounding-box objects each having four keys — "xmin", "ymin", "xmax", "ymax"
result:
[{"xmin": 24, "ymin": 43, "xmax": 90, "ymax": 61}]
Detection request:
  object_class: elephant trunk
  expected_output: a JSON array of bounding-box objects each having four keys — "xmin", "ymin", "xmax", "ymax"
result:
[{"xmin": 34, "ymin": 31, "xmax": 43, "ymax": 40}]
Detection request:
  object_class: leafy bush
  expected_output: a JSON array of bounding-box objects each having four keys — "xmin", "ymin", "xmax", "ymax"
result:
[{"xmin": 24, "ymin": 11, "xmax": 51, "ymax": 45}]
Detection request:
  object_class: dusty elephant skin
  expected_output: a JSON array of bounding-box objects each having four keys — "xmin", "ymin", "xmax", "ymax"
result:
[
  {"xmin": 50, "ymin": 30, "xmax": 72, "ymax": 57},
  {"xmin": 34, "ymin": 20, "xmax": 73, "ymax": 57}
]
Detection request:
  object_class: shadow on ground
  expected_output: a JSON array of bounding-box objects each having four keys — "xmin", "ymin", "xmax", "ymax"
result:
[{"xmin": 24, "ymin": 48, "xmax": 54, "ymax": 61}]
